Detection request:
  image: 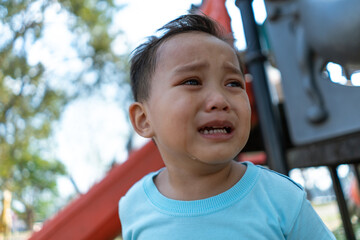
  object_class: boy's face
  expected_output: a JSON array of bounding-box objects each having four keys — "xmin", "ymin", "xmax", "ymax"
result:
[{"xmin": 131, "ymin": 32, "xmax": 251, "ymax": 169}]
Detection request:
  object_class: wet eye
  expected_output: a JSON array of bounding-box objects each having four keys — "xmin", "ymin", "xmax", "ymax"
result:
[
  {"xmin": 226, "ymin": 81, "xmax": 243, "ymax": 88},
  {"xmin": 182, "ymin": 79, "xmax": 201, "ymax": 86}
]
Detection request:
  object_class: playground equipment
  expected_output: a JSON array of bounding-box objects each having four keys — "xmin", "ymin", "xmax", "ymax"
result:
[
  {"xmin": 265, "ymin": 0, "xmax": 360, "ymax": 145},
  {"xmin": 262, "ymin": 1, "xmax": 360, "ymax": 239}
]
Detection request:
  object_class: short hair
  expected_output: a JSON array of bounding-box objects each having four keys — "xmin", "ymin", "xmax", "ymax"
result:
[{"xmin": 130, "ymin": 14, "xmax": 236, "ymax": 102}]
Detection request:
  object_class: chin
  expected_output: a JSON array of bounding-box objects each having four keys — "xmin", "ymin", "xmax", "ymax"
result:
[
  {"xmin": 202, "ymin": 150, "xmax": 241, "ymax": 162},
  {"xmin": 198, "ymin": 155, "xmax": 237, "ymax": 165}
]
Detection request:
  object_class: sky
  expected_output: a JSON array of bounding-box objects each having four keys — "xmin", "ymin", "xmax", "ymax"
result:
[{"xmin": 112, "ymin": 0, "xmax": 268, "ymax": 53}]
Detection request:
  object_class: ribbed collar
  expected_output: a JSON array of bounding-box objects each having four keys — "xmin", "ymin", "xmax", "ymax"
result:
[{"xmin": 143, "ymin": 162, "xmax": 260, "ymax": 216}]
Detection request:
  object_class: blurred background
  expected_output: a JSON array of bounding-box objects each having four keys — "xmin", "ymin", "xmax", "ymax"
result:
[{"xmin": 1, "ymin": 0, "xmax": 359, "ymax": 239}]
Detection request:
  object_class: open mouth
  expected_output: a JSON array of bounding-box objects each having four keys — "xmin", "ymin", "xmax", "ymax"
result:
[{"xmin": 198, "ymin": 126, "xmax": 233, "ymax": 135}]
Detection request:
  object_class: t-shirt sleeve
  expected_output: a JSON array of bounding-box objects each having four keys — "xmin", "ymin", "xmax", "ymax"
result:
[{"xmin": 287, "ymin": 194, "xmax": 336, "ymax": 240}]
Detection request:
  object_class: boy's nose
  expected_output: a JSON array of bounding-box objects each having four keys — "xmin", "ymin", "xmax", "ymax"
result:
[{"xmin": 204, "ymin": 91, "xmax": 230, "ymax": 112}]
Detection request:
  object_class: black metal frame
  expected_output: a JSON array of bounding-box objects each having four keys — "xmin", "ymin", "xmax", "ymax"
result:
[
  {"xmin": 235, "ymin": 0, "xmax": 359, "ymax": 239},
  {"xmin": 329, "ymin": 165, "xmax": 356, "ymax": 239},
  {"xmin": 235, "ymin": 0, "xmax": 288, "ymax": 175}
]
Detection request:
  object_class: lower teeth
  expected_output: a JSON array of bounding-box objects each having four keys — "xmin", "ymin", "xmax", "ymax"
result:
[{"xmin": 202, "ymin": 129, "xmax": 226, "ymax": 134}]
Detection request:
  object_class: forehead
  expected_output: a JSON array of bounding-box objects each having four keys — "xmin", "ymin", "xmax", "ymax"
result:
[{"xmin": 155, "ymin": 32, "xmax": 239, "ymax": 70}]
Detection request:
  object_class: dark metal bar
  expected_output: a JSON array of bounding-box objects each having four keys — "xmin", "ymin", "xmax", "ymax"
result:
[
  {"xmin": 235, "ymin": 0, "xmax": 288, "ymax": 174},
  {"xmin": 287, "ymin": 132, "xmax": 360, "ymax": 169},
  {"xmin": 328, "ymin": 165, "xmax": 356, "ymax": 240},
  {"xmin": 352, "ymin": 164, "xmax": 360, "ymax": 191}
]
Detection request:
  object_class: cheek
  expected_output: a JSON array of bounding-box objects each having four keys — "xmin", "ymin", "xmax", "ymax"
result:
[
  {"xmin": 242, "ymin": 104, "xmax": 252, "ymax": 139},
  {"xmin": 240, "ymin": 94, "xmax": 251, "ymax": 113},
  {"xmin": 243, "ymin": 104, "xmax": 252, "ymax": 129},
  {"xmin": 235, "ymin": 97, "xmax": 252, "ymax": 129},
  {"xmin": 168, "ymin": 99, "xmax": 194, "ymax": 128},
  {"xmin": 244, "ymin": 102, "xmax": 252, "ymax": 122},
  {"xmin": 155, "ymin": 95, "xmax": 194, "ymax": 135}
]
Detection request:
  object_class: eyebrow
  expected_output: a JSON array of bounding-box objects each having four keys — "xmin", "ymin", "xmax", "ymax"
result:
[
  {"xmin": 173, "ymin": 61, "xmax": 209, "ymax": 73},
  {"xmin": 173, "ymin": 60, "xmax": 243, "ymax": 76},
  {"xmin": 223, "ymin": 62, "xmax": 243, "ymax": 75}
]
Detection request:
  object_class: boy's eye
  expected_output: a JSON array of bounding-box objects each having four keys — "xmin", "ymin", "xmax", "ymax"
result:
[
  {"xmin": 182, "ymin": 79, "xmax": 201, "ymax": 86},
  {"xmin": 226, "ymin": 81, "xmax": 244, "ymax": 88}
]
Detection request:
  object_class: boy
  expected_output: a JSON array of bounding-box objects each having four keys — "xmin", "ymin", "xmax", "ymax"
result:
[{"xmin": 119, "ymin": 14, "xmax": 335, "ymax": 239}]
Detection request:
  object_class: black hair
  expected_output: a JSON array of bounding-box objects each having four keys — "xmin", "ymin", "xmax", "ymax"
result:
[{"xmin": 130, "ymin": 14, "xmax": 235, "ymax": 102}]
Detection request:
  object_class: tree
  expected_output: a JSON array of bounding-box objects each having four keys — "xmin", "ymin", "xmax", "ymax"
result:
[{"xmin": 0, "ymin": 0, "xmax": 130, "ymax": 230}]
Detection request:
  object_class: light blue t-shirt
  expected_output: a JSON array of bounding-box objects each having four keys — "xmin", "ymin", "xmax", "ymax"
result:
[{"xmin": 119, "ymin": 162, "xmax": 335, "ymax": 239}]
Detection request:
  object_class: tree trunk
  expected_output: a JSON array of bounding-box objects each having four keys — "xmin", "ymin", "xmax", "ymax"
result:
[{"xmin": 25, "ymin": 206, "xmax": 35, "ymax": 231}]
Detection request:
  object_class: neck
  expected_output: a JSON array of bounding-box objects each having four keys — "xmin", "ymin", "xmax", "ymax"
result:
[{"xmin": 154, "ymin": 161, "xmax": 246, "ymax": 201}]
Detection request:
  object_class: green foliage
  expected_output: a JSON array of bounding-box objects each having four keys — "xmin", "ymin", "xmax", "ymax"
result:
[{"xmin": 0, "ymin": 0, "xmax": 130, "ymax": 229}]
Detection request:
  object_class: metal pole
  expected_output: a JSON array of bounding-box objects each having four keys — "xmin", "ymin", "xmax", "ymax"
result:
[
  {"xmin": 352, "ymin": 164, "xmax": 360, "ymax": 192},
  {"xmin": 235, "ymin": 0, "xmax": 288, "ymax": 174},
  {"xmin": 329, "ymin": 165, "xmax": 356, "ymax": 240}
]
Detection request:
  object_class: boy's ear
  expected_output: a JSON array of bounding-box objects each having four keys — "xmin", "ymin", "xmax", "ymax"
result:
[{"xmin": 129, "ymin": 102, "xmax": 154, "ymax": 138}]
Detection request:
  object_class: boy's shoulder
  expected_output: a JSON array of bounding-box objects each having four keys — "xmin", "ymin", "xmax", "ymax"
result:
[
  {"xmin": 256, "ymin": 164, "xmax": 303, "ymax": 191},
  {"xmin": 249, "ymin": 163, "xmax": 307, "ymax": 233},
  {"xmin": 119, "ymin": 170, "xmax": 160, "ymax": 226},
  {"xmin": 252, "ymin": 163, "xmax": 306, "ymax": 214},
  {"xmin": 249, "ymin": 163, "xmax": 306, "ymax": 204}
]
